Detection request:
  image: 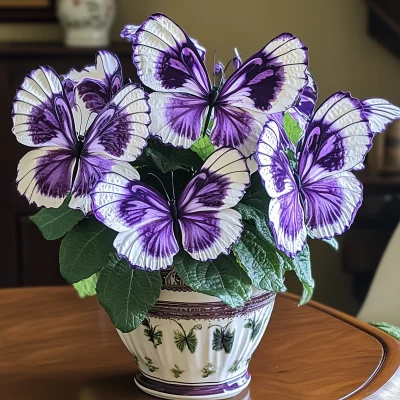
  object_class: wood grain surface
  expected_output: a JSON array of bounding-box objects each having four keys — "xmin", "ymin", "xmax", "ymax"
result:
[{"xmin": 0, "ymin": 287, "xmax": 399, "ymax": 400}]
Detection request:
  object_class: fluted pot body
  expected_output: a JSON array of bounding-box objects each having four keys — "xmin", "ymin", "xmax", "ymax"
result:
[
  {"xmin": 56, "ymin": 0, "xmax": 115, "ymax": 47},
  {"xmin": 118, "ymin": 270, "xmax": 276, "ymax": 400}
]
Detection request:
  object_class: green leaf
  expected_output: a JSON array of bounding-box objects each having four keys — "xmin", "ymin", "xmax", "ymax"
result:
[
  {"xmin": 235, "ymin": 203, "xmax": 274, "ymax": 245},
  {"xmin": 233, "ymin": 223, "xmax": 286, "ymax": 293},
  {"xmin": 191, "ymin": 134, "xmax": 215, "ymax": 160},
  {"xmin": 370, "ymin": 322, "xmax": 400, "ymax": 340},
  {"xmin": 144, "ymin": 140, "xmax": 202, "ymax": 173},
  {"xmin": 96, "ymin": 255, "xmax": 162, "ymax": 333},
  {"xmin": 30, "ymin": 198, "xmax": 84, "ymax": 240},
  {"xmin": 285, "ymin": 244, "xmax": 314, "ymax": 305},
  {"xmin": 174, "ymin": 253, "xmax": 252, "ymax": 308},
  {"xmin": 73, "ymin": 273, "xmax": 99, "ymax": 298},
  {"xmin": 283, "ymin": 112, "xmax": 302, "ymax": 146},
  {"xmin": 59, "ymin": 218, "xmax": 117, "ymax": 284}
]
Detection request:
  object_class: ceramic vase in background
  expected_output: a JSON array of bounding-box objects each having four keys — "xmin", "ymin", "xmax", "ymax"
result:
[
  {"xmin": 57, "ymin": 0, "xmax": 116, "ymax": 48},
  {"xmin": 118, "ymin": 269, "xmax": 276, "ymax": 400}
]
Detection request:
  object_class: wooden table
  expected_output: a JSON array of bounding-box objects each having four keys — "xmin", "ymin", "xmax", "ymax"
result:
[{"xmin": 0, "ymin": 288, "xmax": 399, "ymax": 399}]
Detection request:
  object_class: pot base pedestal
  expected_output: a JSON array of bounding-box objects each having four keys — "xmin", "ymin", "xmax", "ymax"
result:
[{"xmin": 134, "ymin": 370, "xmax": 251, "ymax": 400}]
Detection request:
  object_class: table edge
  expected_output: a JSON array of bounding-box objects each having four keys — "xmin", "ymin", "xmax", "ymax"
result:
[{"xmin": 281, "ymin": 293, "xmax": 400, "ymax": 399}]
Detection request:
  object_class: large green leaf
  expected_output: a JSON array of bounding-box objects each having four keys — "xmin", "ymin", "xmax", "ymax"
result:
[
  {"xmin": 144, "ymin": 140, "xmax": 202, "ymax": 173},
  {"xmin": 30, "ymin": 198, "xmax": 84, "ymax": 240},
  {"xmin": 370, "ymin": 322, "xmax": 400, "ymax": 340},
  {"xmin": 233, "ymin": 223, "xmax": 286, "ymax": 293},
  {"xmin": 283, "ymin": 112, "xmax": 302, "ymax": 146},
  {"xmin": 73, "ymin": 273, "xmax": 99, "ymax": 298},
  {"xmin": 284, "ymin": 244, "xmax": 314, "ymax": 305},
  {"xmin": 235, "ymin": 203, "xmax": 274, "ymax": 245},
  {"xmin": 96, "ymin": 256, "xmax": 162, "ymax": 333},
  {"xmin": 59, "ymin": 218, "xmax": 117, "ymax": 284},
  {"xmin": 174, "ymin": 253, "xmax": 252, "ymax": 308}
]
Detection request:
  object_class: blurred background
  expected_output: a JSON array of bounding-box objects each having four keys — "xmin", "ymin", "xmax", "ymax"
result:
[{"xmin": 0, "ymin": 0, "xmax": 399, "ymax": 316}]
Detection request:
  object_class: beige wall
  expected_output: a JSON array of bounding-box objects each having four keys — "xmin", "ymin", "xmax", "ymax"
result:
[{"xmin": 1, "ymin": 0, "xmax": 399, "ymax": 313}]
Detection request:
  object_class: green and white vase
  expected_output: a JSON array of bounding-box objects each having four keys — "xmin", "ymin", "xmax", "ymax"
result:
[{"xmin": 118, "ymin": 269, "xmax": 276, "ymax": 399}]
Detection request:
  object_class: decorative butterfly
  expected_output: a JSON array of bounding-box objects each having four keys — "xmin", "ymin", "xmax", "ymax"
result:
[
  {"xmin": 91, "ymin": 147, "xmax": 250, "ymax": 270},
  {"xmin": 210, "ymin": 322, "xmax": 235, "ymax": 354},
  {"xmin": 122, "ymin": 13, "xmax": 309, "ymax": 157},
  {"xmin": 255, "ymin": 90, "xmax": 400, "ymax": 258},
  {"xmin": 12, "ymin": 63, "xmax": 150, "ymax": 213}
]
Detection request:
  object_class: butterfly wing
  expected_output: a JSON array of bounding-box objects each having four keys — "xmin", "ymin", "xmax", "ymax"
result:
[
  {"xmin": 211, "ymin": 33, "xmax": 308, "ymax": 156},
  {"xmin": 177, "ymin": 147, "xmax": 250, "ymax": 261},
  {"xmin": 130, "ymin": 13, "xmax": 210, "ymax": 148},
  {"xmin": 361, "ymin": 98, "xmax": 400, "ymax": 135},
  {"xmin": 255, "ymin": 121, "xmax": 307, "ymax": 258},
  {"xmin": 91, "ymin": 165, "xmax": 179, "ymax": 271},
  {"xmin": 12, "ymin": 67, "xmax": 77, "ymax": 207},
  {"xmin": 70, "ymin": 83, "xmax": 151, "ymax": 213},
  {"xmin": 64, "ymin": 50, "xmax": 123, "ymax": 114}
]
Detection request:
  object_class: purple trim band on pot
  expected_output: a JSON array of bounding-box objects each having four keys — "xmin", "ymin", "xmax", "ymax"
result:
[
  {"xmin": 135, "ymin": 370, "xmax": 250, "ymax": 396},
  {"xmin": 148, "ymin": 292, "xmax": 275, "ymax": 320}
]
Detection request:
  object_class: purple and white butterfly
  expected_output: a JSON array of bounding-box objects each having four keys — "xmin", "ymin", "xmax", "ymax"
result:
[
  {"xmin": 255, "ymin": 90, "xmax": 400, "ymax": 258},
  {"xmin": 91, "ymin": 147, "xmax": 250, "ymax": 271},
  {"xmin": 12, "ymin": 64, "xmax": 150, "ymax": 213},
  {"xmin": 122, "ymin": 13, "xmax": 309, "ymax": 157}
]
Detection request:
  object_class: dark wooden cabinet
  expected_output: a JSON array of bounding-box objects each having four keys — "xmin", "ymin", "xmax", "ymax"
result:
[{"xmin": 0, "ymin": 42, "xmax": 135, "ymax": 288}]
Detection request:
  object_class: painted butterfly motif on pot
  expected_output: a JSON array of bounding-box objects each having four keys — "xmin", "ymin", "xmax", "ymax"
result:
[
  {"xmin": 12, "ymin": 60, "xmax": 150, "ymax": 213},
  {"xmin": 256, "ymin": 90, "xmax": 400, "ymax": 258},
  {"xmin": 122, "ymin": 13, "xmax": 309, "ymax": 157},
  {"xmin": 91, "ymin": 147, "xmax": 250, "ymax": 270}
]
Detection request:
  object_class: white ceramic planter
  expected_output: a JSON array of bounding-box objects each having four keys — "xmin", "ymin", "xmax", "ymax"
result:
[
  {"xmin": 118, "ymin": 269, "xmax": 276, "ymax": 399},
  {"xmin": 56, "ymin": 0, "xmax": 116, "ymax": 48}
]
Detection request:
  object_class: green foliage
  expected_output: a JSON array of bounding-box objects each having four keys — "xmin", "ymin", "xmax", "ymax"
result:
[
  {"xmin": 172, "ymin": 320, "xmax": 202, "ymax": 353},
  {"xmin": 210, "ymin": 322, "xmax": 235, "ymax": 354},
  {"xmin": 59, "ymin": 218, "xmax": 117, "ymax": 284},
  {"xmin": 143, "ymin": 139, "xmax": 202, "ymax": 173},
  {"xmin": 30, "ymin": 197, "xmax": 84, "ymax": 240},
  {"xmin": 284, "ymin": 244, "xmax": 314, "ymax": 305},
  {"xmin": 171, "ymin": 364, "xmax": 185, "ymax": 378},
  {"xmin": 142, "ymin": 318, "xmax": 163, "ymax": 348},
  {"xmin": 191, "ymin": 134, "xmax": 215, "ymax": 160},
  {"xmin": 144, "ymin": 357, "xmax": 159, "ymax": 372},
  {"xmin": 283, "ymin": 112, "xmax": 302, "ymax": 146},
  {"xmin": 233, "ymin": 223, "xmax": 286, "ymax": 293},
  {"xmin": 96, "ymin": 255, "xmax": 162, "ymax": 333},
  {"xmin": 370, "ymin": 322, "xmax": 400, "ymax": 340},
  {"xmin": 174, "ymin": 252, "xmax": 252, "ymax": 308},
  {"xmin": 72, "ymin": 273, "xmax": 99, "ymax": 298}
]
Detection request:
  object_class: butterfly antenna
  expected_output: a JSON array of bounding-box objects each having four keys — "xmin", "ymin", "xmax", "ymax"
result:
[
  {"xmin": 75, "ymin": 103, "xmax": 83, "ymax": 138},
  {"xmin": 213, "ymin": 50, "xmax": 216, "ymax": 87},
  {"xmin": 148, "ymin": 173, "xmax": 170, "ymax": 201},
  {"xmin": 171, "ymin": 171, "xmax": 176, "ymax": 202}
]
